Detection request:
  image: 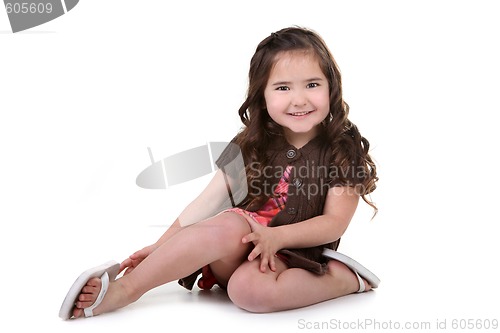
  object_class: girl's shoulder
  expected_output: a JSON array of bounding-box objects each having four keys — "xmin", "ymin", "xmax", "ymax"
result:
[{"xmin": 214, "ymin": 135, "xmax": 243, "ymax": 170}]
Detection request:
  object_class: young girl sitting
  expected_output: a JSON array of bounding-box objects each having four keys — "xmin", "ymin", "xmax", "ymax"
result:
[{"xmin": 59, "ymin": 26, "xmax": 380, "ymax": 319}]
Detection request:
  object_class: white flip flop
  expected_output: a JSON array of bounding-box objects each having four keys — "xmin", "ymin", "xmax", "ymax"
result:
[
  {"xmin": 59, "ymin": 260, "xmax": 121, "ymax": 320},
  {"xmin": 322, "ymin": 248, "xmax": 380, "ymax": 292}
]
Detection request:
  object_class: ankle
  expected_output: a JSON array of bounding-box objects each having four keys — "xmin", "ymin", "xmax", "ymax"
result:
[{"xmin": 117, "ymin": 277, "xmax": 143, "ymax": 304}]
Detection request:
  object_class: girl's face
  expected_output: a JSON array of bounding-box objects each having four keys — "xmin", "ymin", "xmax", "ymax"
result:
[{"xmin": 264, "ymin": 51, "xmax": 330, "ymax": 147}]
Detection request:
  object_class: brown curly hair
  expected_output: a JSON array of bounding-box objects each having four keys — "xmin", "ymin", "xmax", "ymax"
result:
[{"xmin": 234, "ymin": 27, "xmax": 378, "ymax": 215}]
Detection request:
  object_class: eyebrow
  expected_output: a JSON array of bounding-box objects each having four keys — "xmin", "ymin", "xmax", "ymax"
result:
[{"xmin": 271, "ymin": 77, "xmax": 324, "ymax": 86}]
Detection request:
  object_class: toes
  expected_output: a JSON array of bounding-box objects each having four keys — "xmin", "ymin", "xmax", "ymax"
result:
[
  {"xmin": 79, "ymin": 278, "xmax": 101, "ymax": 296},
  {"xmin": 78, "ymin": 293, "xmax": 95, "ymax": 302},
  {"xmin": 82, "ymin": 285, "xmax": 98, "ymax": 294},
  {"xmin": 71, "ymin": 277, "xmax": 102, "ymax": 318},
  {"xmin": 73, "ymin": 308, "xmax": 83, "ymax": 318},
  {"xmin": 87, "ymin": 277, "xmax": 102, "ymax": 288},
  {"xmin": 76, "ymin": 300, "xmax": 94, "ymax": 309}
]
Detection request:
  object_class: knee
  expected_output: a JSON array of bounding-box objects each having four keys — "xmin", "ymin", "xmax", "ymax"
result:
[
  {"xmin": 227, "ymin": 272, "xmax": 278, "ymax": 313},
  {"xmin": 205, "ymin": 213, "xmax": 249, "ymax": 245}
]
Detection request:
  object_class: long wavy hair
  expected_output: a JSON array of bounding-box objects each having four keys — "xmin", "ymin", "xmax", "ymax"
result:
[{"xmin": 234, "ymin": 27, "xmax": 378, "ymax": 215}]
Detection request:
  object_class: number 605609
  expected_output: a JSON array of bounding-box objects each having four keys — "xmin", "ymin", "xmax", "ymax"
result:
[{"xmin": 5, "ymin": 2, "xmax": 53, "ymax": 14}]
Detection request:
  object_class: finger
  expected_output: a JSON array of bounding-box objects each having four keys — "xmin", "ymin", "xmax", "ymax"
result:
[
  {"xmin": 123, "ymin": 266, "xmax": 135, "ymax": 276},
  {"xmin": 119, "ymin": 259, "xmax": 131, "ymax": 272},
  {"xmin": 247, "ymin": 250, "xmax": 257, "ymax": 262},
  {"xmin": 122, "ymin": 258, "xmax": 141, "ymax": 274},
  {"xmin": 242, "ymin": 232, "xmax": 257, "ymax": 244},
  {"xmin": 260, "ymin": 256, "xmax": 268, "ymax": 273},
  {"xmin": 130, "ymin": 250, "xmax": 144, "ymax": 259},
  {"xmin": 269, "ymin": 255, "xmax": 276, "ymax": 272},
  {"xmin": 247, "ymin": 246, "xmax": 261, "ymax": 262},
  {"xmin": 242, "ymin": 213, "xmax": 261, "ymax": 230}
]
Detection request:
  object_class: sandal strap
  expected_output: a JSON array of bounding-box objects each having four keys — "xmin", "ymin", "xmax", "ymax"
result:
[{"xmin": 354, "ymin": 270, "xmax": 365, "ymax": 293}]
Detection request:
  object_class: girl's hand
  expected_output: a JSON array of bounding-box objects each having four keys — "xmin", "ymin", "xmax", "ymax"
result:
[
  {"xmin": 241, "ymin": 214, "xmax": 280, "ymax": 273},
  {"xmin": 120, "ymin": 244, "xmax": 158, "ymax": 275}
]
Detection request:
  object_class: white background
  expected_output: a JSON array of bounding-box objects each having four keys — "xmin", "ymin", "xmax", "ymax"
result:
[{"xmin": 1, "ymin": 1, "xmax": 499, "ymax": 332}]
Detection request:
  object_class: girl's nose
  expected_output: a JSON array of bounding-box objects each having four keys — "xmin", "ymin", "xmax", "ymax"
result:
[{"xmin": 291, "ymin": 90, "xmax": 307, "ymax": 106}]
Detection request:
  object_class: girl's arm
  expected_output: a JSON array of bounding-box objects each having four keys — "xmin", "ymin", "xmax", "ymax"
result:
[
  {"xmin": 156, "ymin": 169, "xmax": 235, "ymax": 245},
  {"xmin": 121, "ymin": 169, "xmax": 234, "ymax": 274},
  {"xmin": 277, "ymin": 186, "xmax": 359, "ymax": 249},
  {"xmin": 242, "ymin": 186, "xmax": 359, "ymax": 272}
]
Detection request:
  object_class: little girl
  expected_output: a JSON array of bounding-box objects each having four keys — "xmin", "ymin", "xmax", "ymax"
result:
[{"xmin": 59, "ymin": 26, "xmax": 379, "ymax": 319}]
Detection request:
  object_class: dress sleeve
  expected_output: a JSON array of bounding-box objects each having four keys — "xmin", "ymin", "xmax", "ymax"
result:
[
  {"xmin": 214, "ymin": 136, "xmax": 243, "ymax": 170},
  {"xmin": 213, "ymin": 136, "xmax": 249, "ymax": 207}
]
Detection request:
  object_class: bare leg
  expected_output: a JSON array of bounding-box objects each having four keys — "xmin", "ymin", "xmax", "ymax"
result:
[
  {"xmin": 227, "ymin": 258, "xmax": 372, "ymax": 313},
  {"xmin": 73, "ymin": 212, "xmax": 251, "ymax": 318}
]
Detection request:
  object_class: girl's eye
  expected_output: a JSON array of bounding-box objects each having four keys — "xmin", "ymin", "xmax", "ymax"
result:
[
  {"xmin": 307, "ymin": 82, "xmax": 319, "ymax": 88},
  {"xmin": 276, "ymin": 86, "xmax": 289, "ymax": 91}
]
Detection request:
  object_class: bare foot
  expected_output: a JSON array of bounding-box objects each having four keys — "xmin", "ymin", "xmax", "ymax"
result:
[
  {"xmin": 73, "ymin": 277, "xmax": 131, "ymax": 318},
  {"xmin": 327, "ymin": 260, "xmax": 372, "ymax": 294}
]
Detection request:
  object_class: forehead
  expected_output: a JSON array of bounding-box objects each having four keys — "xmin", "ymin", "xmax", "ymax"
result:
[{"xmin": 269, "ymin": 50, "xmax": 324, "ymax": 79}]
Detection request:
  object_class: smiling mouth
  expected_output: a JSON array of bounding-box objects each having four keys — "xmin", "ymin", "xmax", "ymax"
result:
[{"xmin": 289, "ymin": 110, "xmax": 314, "ymax": 117}]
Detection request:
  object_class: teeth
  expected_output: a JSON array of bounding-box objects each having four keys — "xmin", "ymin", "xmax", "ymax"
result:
[{"xmin": 291, "ymin": 111, "xmax": 311, "ymax": 116}]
